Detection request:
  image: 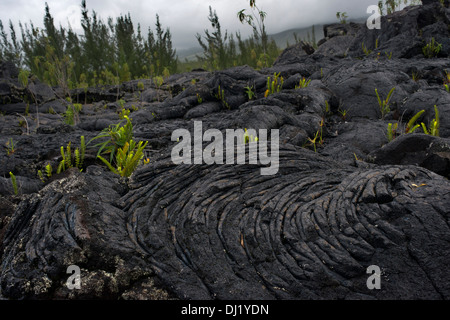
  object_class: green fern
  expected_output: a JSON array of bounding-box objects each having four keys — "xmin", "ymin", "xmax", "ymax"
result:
[
  {"xmin": 89, "ymin": 115, "xmax": 134, "ymax": 164},
  {"xmin": 421, "ymin": 105, "xmax": 440, "ymax": 137},
  {"xmin": 45, "ymin": 163, "xmax": 52, "ymax": 178},
  {"xmin": 9, "ymin": 172, "xmax": 18, "ymax": 195},
  {"xmin": 387, "ymin": 122, "xmax": 398, "ymax": 142},
  {"xmin": 98, "ymin": 139, "xmax": 148, "ymax": 177},
  {"xmin": 375, "ymin": 87, "xmax": 395, "ymax": 119},
  {"xmin": 406, "ymin": 110, "xmax": 425, "ymax": 134}
]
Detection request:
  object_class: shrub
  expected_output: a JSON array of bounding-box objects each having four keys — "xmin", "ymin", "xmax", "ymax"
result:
[
  {"xmin": 422, "ymin": 38, "xmax": 442, "ymax": 58},
  {"xmin": 89, "ymin": 115, "xmax": 134, "ymax": 163},
  {"xmin": 97, "ymin": 139, "xmax": 148, "ymax": 177}
]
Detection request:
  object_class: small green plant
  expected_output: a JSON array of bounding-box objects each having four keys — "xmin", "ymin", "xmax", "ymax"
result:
[
  {"xmin": 336, "ymin": 12, "xmax": 348, "ymax": 24},
  {"xmin": 37, "ymin": 163, "xmax": 53, "ymax": 182},
  {"xmin": 444, "ymin": 71, "xmax": 450, "ymax": 92},
  {"xmin": 362, "ymin": 42, "xmax": 372, "ymax": 56},
  {"xmin": 265, "ymin": 72, "xmax": 284, "ymax": 97},
  {"xmin": 385, "ymin": 51, "xmax": 393, "ymax": 60},
  {"xmin": 307, "ymin": 119, "xmax": 325, "ymax": 152},
  {"xmin": 387, "ymin": 122, "xmax": 398, "ymax": 142},
  {"xmin": 405, "ymin": 110, "xmax": 425, "ymax": 134},
  {"xmin": 57, "ymin": 136, "xmax": 86, "ymax": 174},
  {"xmin": 421, "ymin": 105, "xmax": 440, "ymax": 137},
  {"xmin": 97, "ymin": 139, "xmax": 148, "ymax": 177},
  {"xmin": 9, "ymin": 172, "xmax": 18, "ymax": 195},
  {"xmin": 89, "ymin": 115, "xmax": 134, "ymax": 163},
  {"xmin": 119, "ymin": 107, "xmax": 131, "ymax": 120},
  {"xmin": 375, "ymin": 87, "xmax": 395, "ymax": 119},
  {"xmin": 243, "ymin": 128, "xmax": 258, "ymax": 144},
  {"xmin": 196, "ymin": 93, "xmax": 203, "ymax": 104},
  {"xmin": 422, "ymin": 38, "xmax": 442, "ymax": 58},
  {"xmin": 412, "ymin": 71, "xmax": 420, "ymax": 82},
  {"xmin": 324, "ymin": 100, "xmax": 332, "ymax": 116},
  {"xmin": 137, "ymin": 81, "xmax": 145, "ymax": 91},
  {"xmin": 45, "ymin": 163, "xmax": 53, "ymax": 178},
  {"xmin": 5, "ymin": 138, "xmax": 17, "ymax": 156},
  {"xmin": 244, "ymin": 86, "xmax": 256, "ymax": 101},
  {"xmin": 64, "ymin": 102, "xmax": 82, "ymax": 126},
  {"xmin": 215, "ymin": 85, "xmax": 230, "ymax": 110},
  {"xmin": 18, "ymin": 69, "xmax": 39, "ymax": 128},
  {"xmin": 38, "ymin": 170, "xmax": 45, "ymax": 182},
  {"xmin": 338, "ymin": 107, "xmax": 349, "ymax": 121},
  {"xmin": 295, "ymin": 77, "xmax": 311, "ymax": 89},
  {"xmin": 153, "ymin": 76, "xmax": 164, "ymax": 102}
]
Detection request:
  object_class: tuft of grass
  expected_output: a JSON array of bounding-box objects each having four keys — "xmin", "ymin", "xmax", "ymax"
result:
[{"xmin": 375, "ymin": 87, "xmax": 395, "ymax": 119}]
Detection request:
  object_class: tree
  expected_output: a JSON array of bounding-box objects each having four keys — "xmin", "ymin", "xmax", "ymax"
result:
[
  {"xmin": 196, "ymin": 6, "xmax": 236, "ymax": 70},
  {"xmin": 237, "ymin": 0, "xmax": 269, "ymax": 67}
]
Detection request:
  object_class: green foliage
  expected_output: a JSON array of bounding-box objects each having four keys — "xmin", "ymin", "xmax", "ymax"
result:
[
  {"xmin": 243, "ymin": 128, "xmax": 258, "ymax": 144},
  {"xmin": 238, "ymin": 1, "xmax": 270, "ymax": 68},
  {"xmin": 214, "ymin": 85, "xmax": 230, "ymax": 110},
  {"xmin": 265, "ymin": 72, "xmax": 284, "ymax": 97},
  {"xmin": 18, "ymin": 69, "xmax": 29, "ymax": 88},
  {"xmin": 45, "ymin": 163, "xmax": 53, "ymax": 178},
  {"xmin": 387, "ymin": 122, "xmax": 398, "ymax": 142},
  {"xmin": 378, "ymin": 0, "xmax": 422, "ymax": 15},
  {"xmin": 64, "ymin": 102, "xmax": 82, "ymax": 126},
  {"xmin": 387, "ymin": 106, "xmax": 440, "ymax": 142},
  {"xmin": 295, "ymin": 77, "xmax": 311, "ymax": 89},
  {"xmin": 405, "ymin": 109, "xmax": 425, "ymax": 134},
  {"xmin": 38, "ymin": 163, "xmax": 53, "ymax": 182},
  {"xmin": 196, "ymin": 6, "xmax": 236, "ymax": 71},
  {"xmin": 375, "ymin": 87, "xmax": 395, "ymax": 119},
  {"xmin": 57, "ymin": 136, "xmax": 86, "ymax": 174},
  {"xmin": 307, "ymin": 119, "xmax": 325, "ymax": 153},
  {"xmin": 421, "ymin": 105, "xmax": 440, "ymax": 137},
  {"xmin": 89, "ymin": 115, "xmax": 134, "ymax": 163},
  {"xmin": 196, "ymin": 93, "xmax": 203, "ymax": 104},
  {"xmin": 244, "ymin": 85, "xmax": 256, "ymax": 100},
  {"xmin": 119, "ymin": 107, "xmax": 131, "ymax": 119},
  {"xmin": 5, "ymin": 138, "xmax": 17, "ymax": 156},
  {"xmin": 422, "ymin": 38, "xmax": 442, "ymax": 58},
  {"xmin": 6, "ymin": 1, "xmax": 176, "ymax": 88},
  {"xmin": 97, "ymin": 139, "xmax": 148, "ymax": 177},
  {"xmin": 9, "ymin": 172, "xmax": 18, "ymax": 195},
  {"xmin": 362, "ymin": 42, "xmax": 372, "ymax": 56},
  {"xmin": 336, "ymin": 12, "xmax": 348, "ymax": 24},
  {"xmin": 444, "ymin": 71, "xmax": 450, "ymax": 92}
]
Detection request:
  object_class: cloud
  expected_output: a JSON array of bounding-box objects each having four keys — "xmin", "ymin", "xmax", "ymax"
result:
[{"xmin": 0, "ymin": 0, "xmax": 406, "ymax": 49}]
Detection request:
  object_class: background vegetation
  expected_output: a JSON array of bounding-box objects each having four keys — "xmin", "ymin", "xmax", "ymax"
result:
[{"xmin": 0, "ymin": 0, "xmax": 424, "ymax": 90}]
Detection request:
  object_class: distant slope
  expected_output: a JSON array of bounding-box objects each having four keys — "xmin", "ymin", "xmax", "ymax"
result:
[
  {"xmin": 177, "ymin": 20, "xmax": 369, "ymax": 61},
  {"xmin": 269, "ymin": 25, "xmax": 325, "ymax": 49}
]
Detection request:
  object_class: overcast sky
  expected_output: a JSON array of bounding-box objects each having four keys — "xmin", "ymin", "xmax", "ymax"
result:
[{"xmin": 0, "ymin": 0, "xmax": 405, "ymax": 49}]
